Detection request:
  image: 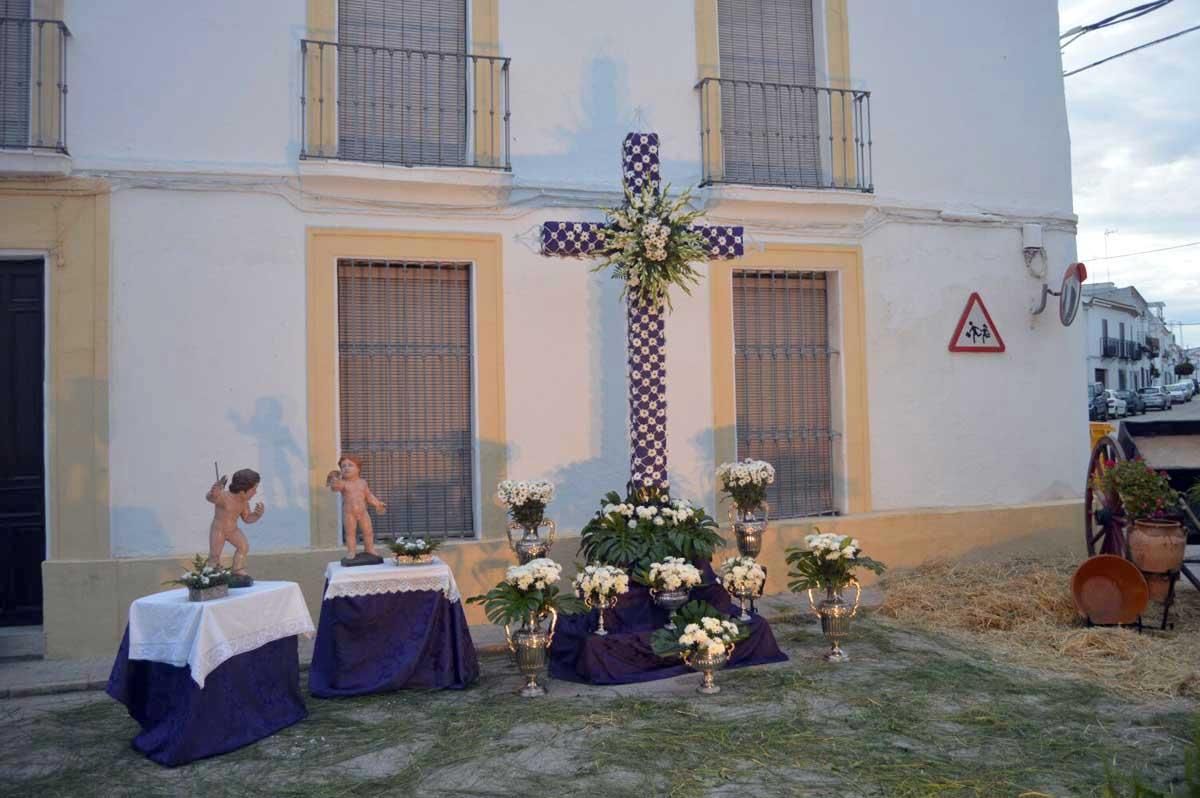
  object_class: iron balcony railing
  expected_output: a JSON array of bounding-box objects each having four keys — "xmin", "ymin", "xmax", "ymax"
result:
[
  {"xmin": 0, "ymin": 17, "xmax": 69, "ymax": 154},
  {"xmin": 1101, "ymin": 337, "xmax": 1120, "ymax": 358},
  {"xmin": 696, "ymin": 76, "xmax": 872, "ymax": 191},
  {"xmin": 300, "ymin": 40, "xmax": 510, "ymax": 170}
]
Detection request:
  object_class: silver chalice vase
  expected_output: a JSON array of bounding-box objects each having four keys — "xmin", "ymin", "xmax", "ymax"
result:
[
  {"xmin": 807, "ymin": 581, "xmax": 862, "ymax": 662},
  {"xmin": 584, "ymin": 594, "xmax": 618, "ymax": 636},
  {"xmin": 651, "ymin": 588, "xmax": 690, "ymax": 630},
  {"xmin": 730, "ymin": 503, "xmax": 768, "ymax": 559},
  {"xmin": 506, "ymin": 518, "xmax": 556, "ymax": 565},
  {"xmin": 734, "ymin": 587, "xmax": 755, "ymax": 622},
  {"xmin": 504, "ymin": 608, "xmax": 558, "ymax": 697},
  {"xmin": 682, "ymin": 644, "xmax": 733, "ymax": 694}
]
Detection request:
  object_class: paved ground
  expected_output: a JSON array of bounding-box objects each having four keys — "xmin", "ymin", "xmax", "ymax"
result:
[{"xmin": 0, "ymin": 606, "xmax": 1192, "ymax": 798}]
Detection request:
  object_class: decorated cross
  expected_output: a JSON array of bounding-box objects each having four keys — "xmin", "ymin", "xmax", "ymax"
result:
[{"xmin": 540, "ymin": 133, "xmax": 744, "ymax": 493}]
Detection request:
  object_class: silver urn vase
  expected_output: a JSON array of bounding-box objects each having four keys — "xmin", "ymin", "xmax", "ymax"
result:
[
  {"xmin": 731, "ymin": 504, "xmax": 768, "ymax": 559},
  {"xmin": 504, "ymin": 608, "xmax": 558, "ymax": 697},
  {"xmin": 506, "ymin": 518, "xmax": 557, "ymax": 565},
  {"xmin": 651, "ymin": 588, "xmax": 690, "ymax": 630},
  {"xmin": 808, "ymin": 581, "xmax": 861, "ymax": 662},
  {"xmin": 734, "ymin": 588, "xmax": 755, "ymax": 622},
  {"xmin": 584, "ymin": 594, "xmax": 618, "ymax": 636},
  {"xmin": 683, "ymin": 644, "xmax": 733, "ymax": 694},
  {"xmin": 187, "ymin": 583, "xmax": 228, "ymax": 602}
]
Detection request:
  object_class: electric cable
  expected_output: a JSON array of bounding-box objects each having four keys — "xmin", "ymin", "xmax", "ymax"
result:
[
  {"xmin": 1083, "ymin": 241, "xmax": 1200, "ymax": 260},
  {"xmin": 1064, "ymin": 22, "xmax": 1200, "ymax": 76}
]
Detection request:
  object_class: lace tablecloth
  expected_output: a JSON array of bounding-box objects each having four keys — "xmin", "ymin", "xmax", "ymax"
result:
[
  {"xmin": 323, "ymin": 557, "xmax": 461, "ymax": 603},
  {"xmin": 127, "ymin": 581, "xmax": 315, "ymax": 688}
]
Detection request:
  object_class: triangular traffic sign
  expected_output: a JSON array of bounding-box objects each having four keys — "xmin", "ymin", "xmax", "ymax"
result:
[{"xmin": 949, "ymin": 292, "xmax": 1005, "ymax": 352}]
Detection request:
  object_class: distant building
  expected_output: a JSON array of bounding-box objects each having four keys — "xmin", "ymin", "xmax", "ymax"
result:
[{"xmin": 1082, "ymin": 284, "xmax": 1153, "ymax": 390}]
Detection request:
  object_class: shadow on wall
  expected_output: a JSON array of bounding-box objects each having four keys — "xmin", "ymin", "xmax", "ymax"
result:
[
  {"xmin": 224, "ymin": 396, "xmax": 309, "ymax": 550},
  {"xmin": 512, "ymin": 55, "xmax": 703, "ymax": 189}
]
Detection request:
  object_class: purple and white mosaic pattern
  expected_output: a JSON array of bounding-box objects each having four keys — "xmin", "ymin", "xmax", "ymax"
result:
[
  {"xmin": 537, "ymin": 132, "xmax": 743, "ymax": 493},
  {"xmin": 627, "ymin": 299, "xmax": 668, "ymax": 490}
]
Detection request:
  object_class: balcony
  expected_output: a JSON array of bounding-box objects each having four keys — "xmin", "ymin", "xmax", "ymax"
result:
[
  {"xmin": 0, "ymin": 17, "xmax": 70, "ymax": 155},
  {"xmin": 696, "ymin": 77, "xmax": 872, "ymax": 192},
  {"xmin": 1146, "ymin": 336, "xmax": 1160, "ymax": 356},
  {"xmin": 1101, "ymin": 337, "xmax": 1119, "ymax": 358},
  {"xmin": 300, "ymin": 40, "xmax": 510, "ymax": 171}
]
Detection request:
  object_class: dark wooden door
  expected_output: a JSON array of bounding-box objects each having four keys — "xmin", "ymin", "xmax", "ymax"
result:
[{"xmin": 0, "ymin": 260, "xmax": 44, "ymax": 625}]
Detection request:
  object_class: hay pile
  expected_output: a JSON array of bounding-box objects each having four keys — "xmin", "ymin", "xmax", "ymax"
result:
[{"xmin": 878, "ymin": 557, "xmax": 1200, "ymax": 699}]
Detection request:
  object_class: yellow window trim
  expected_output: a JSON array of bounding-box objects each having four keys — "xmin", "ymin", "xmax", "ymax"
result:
[
  {"xmin": 0, "ymin": 178, "xmax": 111, "ymax": 561},
  {"xmin": 709, "ymin": 244, "xmax": 871, "ymax": 517},
  {"xmin": 694, "ymin": 0, "xmax": 856, "ymax": 185},
  {"xmin": 305, "ymin": 228, "xmax": 507, "ymax": 546},
  {"xmin": 305, "ymin": 0, "xmax": 503, "ymax": 166}
]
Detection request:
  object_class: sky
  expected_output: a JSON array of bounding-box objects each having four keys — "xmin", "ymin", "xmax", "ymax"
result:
[{"xmin": 1059, "ymin": 0, "xmax": 1200, "ymax": 345}]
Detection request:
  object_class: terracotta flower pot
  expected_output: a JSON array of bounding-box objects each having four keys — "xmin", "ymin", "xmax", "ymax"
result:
[{"xmin": 1129, "ymin": 518, "xmax": 1185, "ymax": 601}]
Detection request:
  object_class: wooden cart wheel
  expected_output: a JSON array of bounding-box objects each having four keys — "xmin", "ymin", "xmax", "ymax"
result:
[{"xmin": 1085, "ymin": 436, "xmax": 1127, "ymax": 557}]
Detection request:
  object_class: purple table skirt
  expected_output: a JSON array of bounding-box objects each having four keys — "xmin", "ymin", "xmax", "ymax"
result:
[
  {"xmin": 106, "ymin": 628, "xmax": 307, "ymax": 767},
  {"xmin": 309, "ymin": 588, "xmax": 479, "ymax": 698},
  {"xmin": 549, "ymin": 562, "xmax": 788, "ymax": 685}
]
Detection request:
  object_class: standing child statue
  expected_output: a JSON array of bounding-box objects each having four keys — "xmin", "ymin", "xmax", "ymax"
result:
[
  {"xmin": 207, "ymin": 468, "xmax": 264, "ymax": 588},
  {"xmin": 327, "ymin": 454, "xmax": 387, "ymax": 566}
]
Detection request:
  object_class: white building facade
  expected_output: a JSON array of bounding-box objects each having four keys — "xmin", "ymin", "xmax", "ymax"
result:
[
  {"xmin": 0, "ymin": 0, "xmax": 1086, "ymax": 657},
  {"xmin": 1082, "ymin": 284, "xmax": 1154, "ymax": 391}
]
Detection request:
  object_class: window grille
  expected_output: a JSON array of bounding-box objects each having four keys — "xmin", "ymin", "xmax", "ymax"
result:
[
  {"xmin": 717, "ymin": 0, "xmax": 820, "ymax": 186},
  {"xmin": 0, "ymin": 0, "xmax": 30, "ymax": 148},
  {"xmin": 337, "ymin": 0, "xmax": 467, "ymax": 165},
  {"xmin": 733, "ymin": 270, "xmax": 837, "ymax": 518},
  {"xmin": 337, "ymin": 260, "xmax": 474, "ymax": 540}
]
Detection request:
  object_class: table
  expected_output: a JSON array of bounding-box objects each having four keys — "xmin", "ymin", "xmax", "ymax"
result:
[
  {"xmin": 106, "ymin": 581, "xmax": 315, "ymax": 767},
  {"xmin": 308, "ymin": 557, "xmax": 479, "ymax": 697}
]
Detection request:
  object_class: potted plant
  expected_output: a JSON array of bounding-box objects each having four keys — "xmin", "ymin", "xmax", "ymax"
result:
[
  {"xmin": 640, "ymin": 556, "xmax": 704, "ymax": 629},
  {"xmin": 497, "ymin": 479, "xmax": 557, "ymax": 564},
  {"xmin": 1094, "ymin": 458, "xmax": 1185, "ymax": 600},
  {"xmin": 467, "ymin": 558, "xmax": 580, "ymax": 696},
  {"xmin": 571, "ymin": 563, "xmax": 630, "ymax": 636},
  {"xmin": 651, "ymin": 600, "xmax": 748, "ymax": 694},
  {"xmin": 716, "ymin": 459, "xmax": 775, "ymax": 558},
  {"xmin": 388, "ymin": 536, "xmax": 441, "ymax": 565},
  {"xmin": 579, "ymin": 491, "xmax": 723, "ymax": 571},
  {"xmin": 164, "ymin": 554, "xmax": 233, "ymax": 602},
  {"xmin": 785, "ymin": 530, "xmax": 885, "ymax": 661},
  {"xmin": 718, "ymin": 556, "xmax": 767, "ymax": 622}
]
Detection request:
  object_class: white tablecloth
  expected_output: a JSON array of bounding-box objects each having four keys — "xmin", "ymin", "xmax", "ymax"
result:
[
  {"xmin": 323, "ymin": 557, "xmax": 461, "ymax": 603},
  {"xmin": 127, "ymin": 581, "xmax": 315, "ymax": 688}
]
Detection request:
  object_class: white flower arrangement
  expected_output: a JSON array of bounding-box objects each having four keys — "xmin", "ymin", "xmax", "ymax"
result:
[
  {"xmin": 389, "ymin": 536, "xmax": 441, "ymax": 563},
  {"xmin": 504, "ymin": 558, "xmax": 563, "ymax": 593},
  {"xmin": 786, "ymin": 527, "xmax": 886, "ymax": 592},
  {"xmin": 572, "ymin": 564, "xmax": 631, "ymax": 603},
  {"xmin": 719, "ymin": 556, "xmax": 766, "ymax": 597},
  {"xmin": 716, "ymin": 459, "xmax": 776, "ymax": 513},
  {"xmin": 497, "ymin": 479, "xmax": 555, "ymax": 527},
  {"xmin": 164, "ymin": 554, "xmax": 232, "ymax": 590},
  {"xmin": 678, "ymin": 616, "xmax": 743, "ymax": 658},
  {"xmin": 646, "ymin": 556, "xmax": 703, "ymax": 593}
]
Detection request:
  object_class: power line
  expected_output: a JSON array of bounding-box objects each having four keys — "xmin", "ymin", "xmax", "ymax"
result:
[
  {"xmin": 1064, "ymin": 23, "xmax": 1200, "ymax": 77},
  {"xmin": 1083, "ymin": 240, "xmax": 1200, "ymax": 261},
  {"xmin": 1060, "ymin": 0, "xmax": 1175, "ymax": 49}
]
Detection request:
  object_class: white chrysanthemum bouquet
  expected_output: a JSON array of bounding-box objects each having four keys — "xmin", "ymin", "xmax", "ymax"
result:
[
  {"xmin": 572, "ymin": 563, "xmax": 630, "ymax": 604},
  {"xmin": 785, "ymin": 528, "xmax": 885, "ymax": 592},
  {"xmin": 719, "ymin": 556, "xmax": 766, "ymax": 597},
  {"xmin": 716, "ymin": 458, "xmax": 775, "ymax": 514},
  {"xmin": 164, "ymin": 554, "xmax": 232, "ymax": 590},
  {"xmin": 497, "ymin": 479, "xmax": 555, "ymax": 528},
  {"xmin": 389, "ymin": 536, "xmax": 441, "ymax": 563},
  {"xmin": 645, "ymin": 556, "xmax": 703, "ymax": 593},
  {"xmin": 467, "ymin": 557, "xmax": 582, "ymax": 626},
  {"xmin": 650, "ymin": 600, "xmax": 748, "ymax": 659}
]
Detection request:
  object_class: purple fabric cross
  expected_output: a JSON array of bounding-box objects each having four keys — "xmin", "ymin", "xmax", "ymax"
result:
[{"xmin": 540, "ymin": 133, "xmax": 744, "ymax": 492}]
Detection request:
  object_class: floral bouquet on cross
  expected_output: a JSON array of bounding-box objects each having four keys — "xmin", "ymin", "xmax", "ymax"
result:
[
  {"xmin": 580, "ymin": 491, "xmax": 723, "ymax": 571},
  {"xmin": 572, "ymin": 563, "xmax": 631, "ymax": 636}
]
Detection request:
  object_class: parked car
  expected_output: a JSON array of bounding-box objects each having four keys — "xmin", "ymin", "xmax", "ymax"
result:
[
  {"xmin": 1138, "ymin": 386, "xmax": 1169, "ymax": 411},
  {"xmin": 1088, "ymin": 383, "xmax": 1108, "ymax": 421},
  {"xmin": 1104, "ymin": 389, "xmax": 1127, "ymax": 418},
  {"xmin": 1178, "ymin": 381, "xmax": 1197, "ymax": 401},
  {"xmin": 1167, "ymin": 384, "xmax": 1189, "ymax": 404},
  {"xmin": 1117, "ymin": 389, "xmax": 1145, "ymax": 415}
]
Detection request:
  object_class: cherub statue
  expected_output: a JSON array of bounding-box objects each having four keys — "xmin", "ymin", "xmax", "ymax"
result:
[
  {"xmin": 326, "ymin": 454, "xmax": 387, "ymax": 566},
  {"xmin": 206, "ymin": 468, "xmax": 264, "ymax": 587}
]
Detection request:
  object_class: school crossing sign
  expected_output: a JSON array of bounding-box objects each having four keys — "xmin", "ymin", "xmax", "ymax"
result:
[{"xmin": 948, "ymin": 292, "xmax": 1005, "ymax": 353}]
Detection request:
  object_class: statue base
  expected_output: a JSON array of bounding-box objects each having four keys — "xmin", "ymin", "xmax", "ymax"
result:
[
  {"xmin": 341, "ymin": 552, "xmax": 384, "ymax": 567},
  {"xmin": 228, "ymin": 573, "xmax": 254, "ymax": 588}
]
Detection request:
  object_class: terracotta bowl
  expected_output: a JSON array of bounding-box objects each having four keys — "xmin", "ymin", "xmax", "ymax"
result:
[{"xmin": 1071, "ymin": 555, "xmax": 1149, "ymax": 626}]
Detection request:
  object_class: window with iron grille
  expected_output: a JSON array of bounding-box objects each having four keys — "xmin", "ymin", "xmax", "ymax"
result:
[
  {"xmin": 0, "ymin": 0, "xmax": 30, "ymax": 148},
  {"xmin": 337, "ymin": 0, "xmax": 467, "ymax": 165},
  {"xmin": 337, "ymin": 260, "xmax": 474, "ymax": 540},
  {"xmin": 717, "ymin": 0, "xmax": 820, "ymax": 186},
  {"xmin": 733, "ymin": 270, "xmax": 837, "ymax": 518}
]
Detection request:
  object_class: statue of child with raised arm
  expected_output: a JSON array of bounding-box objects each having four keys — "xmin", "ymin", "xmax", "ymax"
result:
[
  {"xmin": 207, "ymin": 468, "xmax": 264, "ymax": 587},
  {"xmin": 326, "ymin": 454, "xmax": 387, "ymax": 566}
]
